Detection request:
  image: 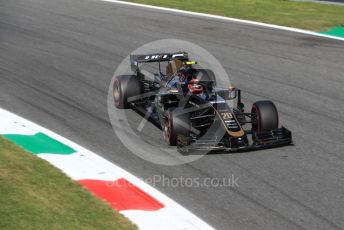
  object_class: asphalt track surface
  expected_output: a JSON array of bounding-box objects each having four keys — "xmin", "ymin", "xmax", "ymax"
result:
[{"xmin": 1, "ymin": 0, "xmax": 344, "ymax": 229}]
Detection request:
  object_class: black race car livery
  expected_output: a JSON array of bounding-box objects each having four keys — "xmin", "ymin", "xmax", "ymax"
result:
[{"xmin": 113, "ymin": 52, "xmax": 292, "ymax": 153}]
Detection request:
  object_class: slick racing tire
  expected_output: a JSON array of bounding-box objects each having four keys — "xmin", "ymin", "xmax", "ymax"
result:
[
  {"xmin": 251, "ymin": 100, "xmax": 279, "ymax": 132},
  {"xmin": 164, "ymin": 108, "xmax": 190, "ymax": 146},
  {"xmin": 113, "ymin": 75, "xmax": 141, "ymax": 109}
]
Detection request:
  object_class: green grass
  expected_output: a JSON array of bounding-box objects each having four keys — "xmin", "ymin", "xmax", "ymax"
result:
[
  {"xmin": 127, "ymin": 0, "xmax": 344, "ymax": 31},
  {"xmin": 0, "ymin": 136, "xmax": 137, "ymax": 230}
]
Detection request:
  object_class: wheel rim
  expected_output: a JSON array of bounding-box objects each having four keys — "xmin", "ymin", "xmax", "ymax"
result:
[
  {"xmin": 113, "ymin": 80, "xmax": 120, "ymax": 106},
  {"xmin": 251, "ymin": 107, "xmax": 259, "ymax": 132},
  {"xmin": 164, "ymin": 114, "xmax": 172, "ymax": 144}
]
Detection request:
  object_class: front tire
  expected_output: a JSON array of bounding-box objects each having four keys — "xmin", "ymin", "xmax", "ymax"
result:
[
  {"xmin": 164, "ymin": 108, "xmax": 190, "ymax": 146},
  {"xmin": 251, "ymin": 101, "xmax": 279, "ymax": 132}
]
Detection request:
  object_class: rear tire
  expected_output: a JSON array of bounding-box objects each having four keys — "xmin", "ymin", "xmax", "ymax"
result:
[
  {"xmin": 113, "ymin": 75, "xmax": 141, "ymax": 109},
  {"xmin": 164, "ymin": 108, "xmax": 190, "ymax": 146},
  {"xmin": 251, "ymin": 101, "xmax": 279, "ymax": 132}
]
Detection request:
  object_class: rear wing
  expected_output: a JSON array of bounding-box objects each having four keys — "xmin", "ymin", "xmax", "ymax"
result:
[{"xmin": 130, "ymin": 52, "xmax": 189, "ymax": 72}]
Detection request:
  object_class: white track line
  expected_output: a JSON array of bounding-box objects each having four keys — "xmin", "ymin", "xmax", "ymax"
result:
[
  {"xmin": 101, "ymin": 0, "xmax": 344, "ymax": 41},
  {"xmin": 0, "ymin": 108, "xmax": 214, "ymax": 230}
]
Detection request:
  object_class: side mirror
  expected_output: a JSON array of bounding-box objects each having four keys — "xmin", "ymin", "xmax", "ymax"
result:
[
  {"xmin": 227, "ymin": 85, "xmax": 238, "ymax": 99},
  {"xmin": 217, "ymin": 89, "xmax": 237, "ymax": 100}
]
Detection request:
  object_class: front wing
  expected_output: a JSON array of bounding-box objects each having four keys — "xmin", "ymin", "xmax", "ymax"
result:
[{"xmin": 177, "ymin": 127, "xmax": 292, "ymax": 153}]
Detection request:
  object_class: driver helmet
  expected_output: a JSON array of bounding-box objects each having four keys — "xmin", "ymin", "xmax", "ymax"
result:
[{"xmin": 188, "ymin": 78, "xmax": 203, "ymax": 94}]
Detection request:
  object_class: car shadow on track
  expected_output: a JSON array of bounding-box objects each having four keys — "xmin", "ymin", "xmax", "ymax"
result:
[{"xmin": 179, "ymin": 143, "xmax": 294, "ymax": 156}]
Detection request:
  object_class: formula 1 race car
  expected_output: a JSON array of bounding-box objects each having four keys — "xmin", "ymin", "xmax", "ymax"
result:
[{"xmin": 113, "ymin": 52, "xmax": 292, "ymax": 152}]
